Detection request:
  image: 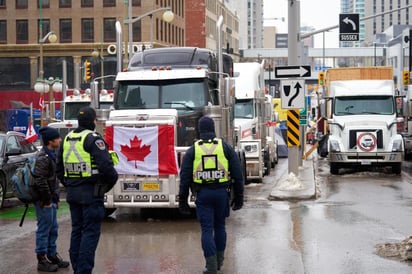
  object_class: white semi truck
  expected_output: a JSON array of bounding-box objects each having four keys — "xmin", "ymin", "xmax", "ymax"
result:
[
  {"xmin": 101, "ymin": 17, "xmax": 245, "ymax": 212},
  {"xmin": 48, "ymin": 89, "xmax": 113, "ymax": 138},
  {"xmin": 233, "ymin": 62, "xmax": 277, "ymax": 181},
  {"xmin": 326, "ymin": 79, "xmax": 404, "ymax": 174}
]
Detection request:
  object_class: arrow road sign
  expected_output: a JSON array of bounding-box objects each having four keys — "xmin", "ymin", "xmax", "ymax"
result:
[
  {"xmin": 339, "ymin": 13, "xmax": 359, "ymax": 41},
  {"xmin": 275, "ymin": 66, "xmax": 311, "ymax": 78},
  {"xmin": 280, "ymin": 79, "xmax": 305, "ymax": 109}
]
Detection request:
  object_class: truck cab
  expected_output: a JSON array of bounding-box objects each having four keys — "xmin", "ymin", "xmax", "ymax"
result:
[{"xmin": 326, "ymin": 80, "xmax": 404, "ymax": 174}]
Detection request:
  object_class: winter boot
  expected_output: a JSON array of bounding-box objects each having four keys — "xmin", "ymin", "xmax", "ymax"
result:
[
  {"xmin": 217, "ymin": 251, "xmax": 224, "ymax": 271},
  {"xmin": 48, "ymin": 253, "xmax": 70, "ymax": 268},
  {"xmin": 37, "ymin": 254, "xmax": 58, "ymax": 272},
  {"xmin": 203, "ymin": 255, "xmax": 218, "ymax": 274}
]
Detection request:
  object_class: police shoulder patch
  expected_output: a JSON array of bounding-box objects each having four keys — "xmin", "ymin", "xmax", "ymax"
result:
[{"xmin": 95, "ymin": 139, "xmax": 106, "ymax": 150}]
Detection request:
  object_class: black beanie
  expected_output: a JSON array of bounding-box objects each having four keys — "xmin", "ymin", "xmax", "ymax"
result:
[
  {"xmin": 198, "ymin": 116, "xmax": 215, "ymax": 134},
  {"xmin": 39, "ymin": 126, "xmax": 60, "ymax": 143},
  {"xmin": 77, "ymin": 106, "xmax": 96, "ymax": 127}
]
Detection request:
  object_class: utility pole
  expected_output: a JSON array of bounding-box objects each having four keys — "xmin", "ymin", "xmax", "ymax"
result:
[{"xmin": 287, "ymin": 0, "xmax": 301, "ymax": 176}]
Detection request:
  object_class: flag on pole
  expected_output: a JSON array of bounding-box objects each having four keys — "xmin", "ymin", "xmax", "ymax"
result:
[
  {"xmin": 39, "ymin": 94, "xmax": 45, "ymax": 110},
  {"xmin": 25, "ymin": 122, "xmax": 38, "ymax": 143},
  {"xmin": 105, "ymin": 125, "xmax": 178, "ymax": 175}
]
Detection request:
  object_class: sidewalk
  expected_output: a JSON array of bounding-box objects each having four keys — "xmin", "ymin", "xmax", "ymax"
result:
[{"xmin": 269, "ymin": 158, "xmax": 316, "ymax": 200}]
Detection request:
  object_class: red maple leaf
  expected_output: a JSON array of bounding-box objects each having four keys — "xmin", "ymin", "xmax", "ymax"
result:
[{"xmin": 120, "ymin": 136, "xmax": 151, "ymax": 168}]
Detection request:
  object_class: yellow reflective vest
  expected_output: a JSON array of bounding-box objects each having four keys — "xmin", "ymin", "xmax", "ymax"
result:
[
  {"xmin": 193, "ymin": 138, "xmax": 230, "ymax": 184},
  {"xmin": 63, "ymin": 130, "xmax": 99, "ymax": 178}
]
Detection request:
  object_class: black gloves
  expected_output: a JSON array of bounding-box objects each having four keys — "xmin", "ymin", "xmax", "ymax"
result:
[
  {"xmin": 178, "ymin": 197, "xmax": 191, "ymax": 216},
  {"xmin": 231, "ymin": 195, "xmax": 243, "ymax": 211}
]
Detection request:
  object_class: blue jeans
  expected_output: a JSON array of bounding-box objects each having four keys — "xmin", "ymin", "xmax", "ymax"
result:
[
  {"xmin": 69, "ymin": 199, "xmax": 105, "ymax": 274},
  {"xmin": 195, "ymin": 187, "xmax": 230, "ymax": 258},
  {"xmin": 34, "ymin": 202, "xmax": 58, "ymax": 257}
]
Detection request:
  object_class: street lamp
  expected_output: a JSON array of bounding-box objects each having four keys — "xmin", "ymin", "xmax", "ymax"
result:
[
  {"xmin": 36, "ymin": 31, "xmax": 58, "ymax": 126},
  {"xmin": 34, "ymin": 77, "xmax": 63, "ymax": 125},
  {"xmin": 39, "ymin": 31, "xmax": 57, "ymax": 80},
  {"xmin": 125, "ymin": 6, "xmax": 174, "ymax": 62},
  {"xmin": 92, "ymin": 49, "xmax": 104, "ymax": 90}
]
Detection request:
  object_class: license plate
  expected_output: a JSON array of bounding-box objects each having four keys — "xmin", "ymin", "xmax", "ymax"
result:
[
  {"xmin": 361, "ymin": 161, "xmax": 371, "ymax": 165},
  {"xmin": 123, "ymin": 182, "xmax": 139, "ymax": 191},
  {"xmin": 142, "ymin": 182, "xmax": 160, "ymax": 191}
]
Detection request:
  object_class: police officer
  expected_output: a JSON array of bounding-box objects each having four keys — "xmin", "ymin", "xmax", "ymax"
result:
[
  {"xmin": 179, "ymin": 116, "xmax": 244, "ymax": 274},
  {"xmin": 56, "ymin": 106, "xmax": 118, "ymax": 274}
]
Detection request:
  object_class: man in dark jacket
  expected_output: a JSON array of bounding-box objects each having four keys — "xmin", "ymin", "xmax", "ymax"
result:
[
  {"xmin": 179, "ymin": 116, "xmax": 244, "ymax": 274},
  {"xmin": 56, "ymin": 106, "xmax": 118, "ymax": 274},
  {"xmin": 33, "ymin": 126, "xmax": 70, "ymax": 272}
]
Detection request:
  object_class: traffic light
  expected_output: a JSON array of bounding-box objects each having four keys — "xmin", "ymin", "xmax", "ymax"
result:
[
  {"xmin": 403, "ymin": 70, "xmax": 410, "ymax": 86},
  {"xmin": 318, "ymin": 71, "xmax": 325, "ymax": 86},
  {"xmin": 84, "ymin": 60, "xmax": 91, "ymax": 82}
]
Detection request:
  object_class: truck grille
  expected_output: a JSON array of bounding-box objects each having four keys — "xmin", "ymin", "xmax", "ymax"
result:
[
  {"xmin": 349, "ymin": 129, "xmax": 383, "ymax": 149},
  {"xmin": 347, "ymin": 155, "xmax": 385, "ymax": 160}
]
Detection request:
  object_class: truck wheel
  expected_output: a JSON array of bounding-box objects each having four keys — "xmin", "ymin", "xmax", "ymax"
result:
[
  {"xmin": 330, "ymin": 163, "xmax": 339, "ymax": 175},
  {"xmin": 238, "ymin": 150, "xmax": 247, "ymax": 183},
  {"xmin": 271, "ymin": 145, "xmax": 278, "ymax": 168},
  {"xmin": 392, "ymin": 163, "xmax": 401, "ymax": 174},
  {"xmin": 264, "ymin": 149, "xmax": 271, "ymax": 176},
  {"xmin": 105, "ymin": 208, "xmax": 117, "ymax": 217},
  {"xmin": 0, "ymin": 180, "xmax": 5, "ymax": 209}
]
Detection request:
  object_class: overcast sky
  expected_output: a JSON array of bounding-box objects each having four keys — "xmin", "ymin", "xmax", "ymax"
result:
[{"xmin": 264, "ymin": 0, "xmax": 341, "ymax": 48}]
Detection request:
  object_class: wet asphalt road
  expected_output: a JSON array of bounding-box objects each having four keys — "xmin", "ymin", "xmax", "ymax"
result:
[{"xmin": 1, "ymin": 157, "xmax": 412, "ymax": 273}]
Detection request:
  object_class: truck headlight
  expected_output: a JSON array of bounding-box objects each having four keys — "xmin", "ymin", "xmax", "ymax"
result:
[
  {"xmin": 392, "ymin": 140, "xmax": 403, "ymax": 152},
  {"xmin": 329, "ymin": 140, "xmax": 341, "ymax": 152}
]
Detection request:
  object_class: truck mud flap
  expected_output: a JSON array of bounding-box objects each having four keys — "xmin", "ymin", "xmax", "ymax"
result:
[{"xmin": 318, "ymin": 134, "xmax": 329, "ymax": 158}]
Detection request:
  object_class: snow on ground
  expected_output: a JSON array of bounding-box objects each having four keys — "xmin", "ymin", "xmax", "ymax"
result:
[{"xmin": 276, "ymin": 172, "xmax": 303, "ymax": 191}]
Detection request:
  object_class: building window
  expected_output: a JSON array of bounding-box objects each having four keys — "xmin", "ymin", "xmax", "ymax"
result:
[
  {"xmin": 38, "ymin": 19, "xmax": 50, "ymax": 41},
  {"xmin": 132, "ymin": 0, "xmax": 141, "ymax": 6},
  {"xmin": 81, "ymin": 0, "xmax": 93, "ymax": 7},
  {"xmin": 82, "ymin": 18, "xmax": 94, "ymax": 42},
  {"xmin": 38, "ymin": 0, "xmax": 50, "ymax": 8},
  {"xmin": 16, "ymin": 20, "xmax": 28, "ymax": 44},
  {"xmin": 16, "ymin": 0, "xmax": 28, "ymax": 9},
  {"xmin": 59, "ymin": 0, "xmax": 71, "ymax": 8},
  {"xmin": 0, "ymin": 20, "xmax": 6, "ymax": 43},
  {"xmin": 60, "ymin": 19, "xmax": 72, "ymax": 43},
  {"xmin": 132, "ymin": 21, "xmax": 141, "ymax": 42},
  {"xmin": 103, "ymin": 0, "xmax": 115, "ymax": 7},
  {"xmin": 0, "ymin": 0, "xmax": 5, "ymax": 8},
  {"xmin": 104, "ymin": 18, "xmax": 116, "ymax": 42}
]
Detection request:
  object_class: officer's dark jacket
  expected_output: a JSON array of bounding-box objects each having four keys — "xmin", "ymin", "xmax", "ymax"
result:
[
  {"xmin": 34, "ymin": 147, "xmax": 59, "ymax": 205},
  {"xmin": 179, "ymin": 131, "xmax": 244, "ymax": 201},
  {"xmin": 56, "ymin": 126, "xmax": 118, "ymax": 201}
]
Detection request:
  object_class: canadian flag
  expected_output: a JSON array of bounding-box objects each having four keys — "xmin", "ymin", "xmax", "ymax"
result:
[
  {"xmin": 39, "ymin": 94, "xmax": 45, "ymax": 110},
  {"xmin": 25, "ymin": 122, "xmax": 38, "ymax": 143},
  {"xmin": 105, "ymin": 125, "xmax": 178, "ymax": 175}
]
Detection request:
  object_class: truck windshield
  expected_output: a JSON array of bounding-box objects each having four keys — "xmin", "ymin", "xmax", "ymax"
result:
[
  {"xmin": 64, "ymin": 102, "xmax": 91, "ymax": 120},
  {"xmin": 235, "ymin": 99, "xmax": 254, "ymax": 118},
  {"xmin": 334, "ymin": 96, "xmax": 394, "ymax": 115},
  {"xmin": 116, "ymin": 79, "xmax": 209, "ymax": 111}
]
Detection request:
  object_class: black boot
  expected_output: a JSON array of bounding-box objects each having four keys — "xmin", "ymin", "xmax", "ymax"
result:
[
  {"xmin": 37, "ymin": 254, "xmax": 58, "ymax": 272},
  {"xmin": 48, "ymin": 253, "xmax": 70, "ymax": 268},
  {"xmin": 203, "ymin": 255, "xmax": 218, "ymax": 274},
  {"xmin": 217, "ymin": 251, "xmax": 224, "ymax": 271}
]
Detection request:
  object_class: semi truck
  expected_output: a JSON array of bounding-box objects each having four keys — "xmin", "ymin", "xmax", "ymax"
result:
[
  {"xmin": 101, "ymin": 16, "xmax": 245, "ymax": 212},
  {"xmin": 233, "ymin": 61, "xmax": 277, "ymax": 181},
  {"xmin": 321, "ymin": 69, "xmax": 404, "ymax": 174},
  {"xmin": 48, "ymin": 89, "xmax": 113, "ymax": 138}
]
